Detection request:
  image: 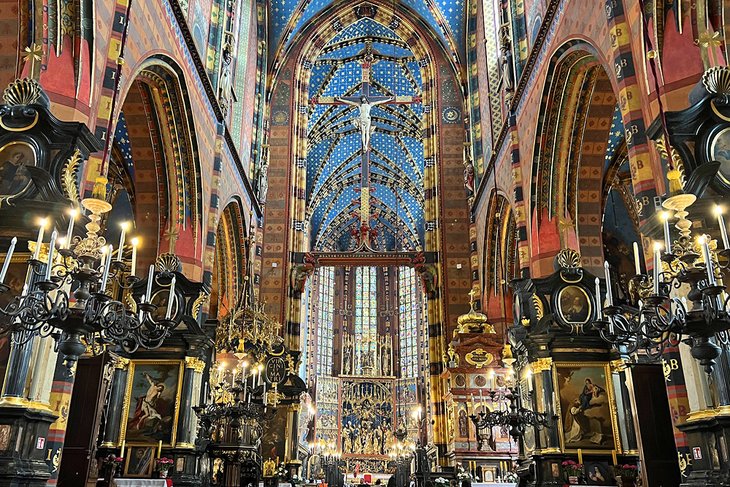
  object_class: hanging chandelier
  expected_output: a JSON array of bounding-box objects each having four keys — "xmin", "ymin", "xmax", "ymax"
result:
[
  {"xmin": 469, "ymin": 387, "xmax": 551, "ymax": 441},
  {"xmin": 595, "ymin": 183, "xmax": 730, "ymax": 373},
  {"xmin": 0, "ymin": 179, "xmax": 186, "ymax": 366}
]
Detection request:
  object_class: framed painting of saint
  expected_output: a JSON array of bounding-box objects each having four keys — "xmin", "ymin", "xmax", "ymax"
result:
[
  {"xmin": 120, "ymin": 360, "xmax": 183, "ymax": 446},
  {"xmin": 124, "ymin": 446, "xmax": 155, "ymax": 477},
  {"xmin": 555, "ymin": 285, "xmax": 592, "ymax": 326},
  {"xmin": 0, "ymin": 141, "xmax": 36, "ymax": 198},
  {"xmin": 553, "ymin": 363, "xmax": 618, "ymax": 452}
]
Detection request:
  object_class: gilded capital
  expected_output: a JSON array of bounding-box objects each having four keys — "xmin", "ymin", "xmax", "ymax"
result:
[
  {"xmin": 112, "ymin": 356, "xmax": 130, "ymax": 370},
  {"xmin": 610, "ymin": 358, "xmax": 628, "ymax": 373},
  {"xmin": 531, "ymin": 357, "xmax": 553, "ymax": 373},
  {"xmin": 185, "ymin": 356, "xmax": 206, "ymax": 373}
]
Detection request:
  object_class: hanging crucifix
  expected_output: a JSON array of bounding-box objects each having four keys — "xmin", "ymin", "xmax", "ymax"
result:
[{"xmin": 311, "ymin": 43, "xmax": 421, "ymax": 246}]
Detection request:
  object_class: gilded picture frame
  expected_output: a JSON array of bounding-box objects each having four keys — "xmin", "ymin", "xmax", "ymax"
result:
[
  {"xmin": 119, "ymin": 359, "xmax": 184, "ymax": 447},
  {"xmin": 552, "ymin": 362, "xmax": 620, "ymax": 453},
  {"xmin": 555, "ymin": 285, "xmax": 592, "ymax": 326},
  {"xmin": 123, "ymin": 445, "xmax": 155, "ymax": 477},
  {"xmin": 0, "ymin": 140, "xmax": 37, "ymax": 203}
]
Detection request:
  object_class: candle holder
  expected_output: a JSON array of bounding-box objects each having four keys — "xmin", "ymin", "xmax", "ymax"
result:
[
  {"xmin": 468, "ymin": 387, "xmax": 552, "ymax": 442},
  {"xmin": 0, "ymin": 195, "xmax": 187, "ymax": 367},
  {"xmin": 598, "ymin": 198, "xmax": 730, "ymax": 373}
]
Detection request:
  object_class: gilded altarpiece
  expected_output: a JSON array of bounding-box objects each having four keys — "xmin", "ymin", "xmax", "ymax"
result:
[{"xmin": 341, "ymin": 379, "xmax": 395, "ymax": 458}]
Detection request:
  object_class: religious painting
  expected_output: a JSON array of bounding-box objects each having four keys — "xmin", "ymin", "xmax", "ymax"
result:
[
  {"xmin": 555, "ymin": 285, "xmax": 592, "ymax": 326},
  {"xmin": 262, "ymin": 406, "xmax": 288, "ymax": 460},
  {"xmin": 553, "ymin": 363, "xmax": 617, "ymax": 452},
  {"xmin": 0, "ymin": 141, "xmax": 36, "ymax": 197},
  {"xmin": 584, "ymin": 461, "xmax": 615, "ymax": 485},
  {"xmin": 457, "ymin": 407, "xmax": 469, "ymax": 438},
  {"xmin": 341, "ymin": 379, "xmax": 394, "ymax": 457},
  {"xmin": 120, "ymin": 360, "xmax": 183, "ymax": 446},
  {"xmin": 124, "ymin": 446, "xmax": 155, "ymax": 477}
]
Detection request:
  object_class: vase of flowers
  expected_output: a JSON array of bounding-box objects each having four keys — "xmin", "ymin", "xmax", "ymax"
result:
[
  {"xmin": 101, "ymin": 454, "xmax": 124, "ymax": 481},
  {"xmin": 435, "ymin": 477, "xmax": 449, "ymax": 487},
  {"xmin": 614, "ymin": 464, "xmax": 638, "ymax": 487},
  {"xmin": 155, "ymin": 457, "xmax": 174, "ymax": 478},
  {"xmin": 562, "ymin": 460, "xmax": 583, "ymax": 485},
  {"xmin": 291, "ymin": 474, "xmax": 303, "ymax": 486}
]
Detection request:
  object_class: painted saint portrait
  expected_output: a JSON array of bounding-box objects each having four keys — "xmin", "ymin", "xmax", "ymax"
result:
[
  {"xmin": 584, "ymin": 461, "xmax": 615, "ymax": 485},
  {"xmin": 124, "ymin": 446, "xmax": 154, "ymax": 477},
  {"xmin": 0, "ymin": 141, "xmax": 36, "ymax": 196},
  {"xmin": 556, "ymin": 285, "xmax": 592, "ymax": 325},
  {"xmin": 555, "ymin": 364, "xmax": 616, "ymax": 451},
  {"xmin": 122, "ymin": 361, "xmax": 182, "ymax": 445}
]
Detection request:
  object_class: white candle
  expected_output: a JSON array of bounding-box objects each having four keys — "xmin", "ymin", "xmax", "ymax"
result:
[
  {"xmin": 130, "ymin": 238, "xmax": 139, "ymax": 277},
  {"xmin": 100, "ymin": 245, "xmax": 113, "ymax": 292},
  {"xmin": 33, "ymin": 218, "xmax": 47, "ymax": 261},
  {"xmin": 604, "ymin": 261, "xmax": 614, "ymax": 306},
  {"xmin": 65, "ymin": 209, "xmax": 78, "ymax": 249},
  {"xmin": 0, "ymin": 237, "xmax": 17, "ymax": 284},
  {"xmin": 653, "ymin": 242, "xmax": 662, "ymax": 295},
  {"xmin": 661, "ymin": 211, "xmax": 672, "ymax": 254},
  {"xmin": 165, "ymin": 275, "xmax": 176, "ymax": 319},
  {"xmin": 715, "ymin": 206, "xmax": 730, "ymax": 249},
  {"xmin": 699, "ymin": 236, "xmax": 717, "ymax": 286},
  {"xmin": 595, "ymin": 277, "xmax": 602, "ymax": 319},
  {"xmin": 633, "ymin": 242, "xmax": 641, "ymax": 274},
  {"xmin": 144, "ymin": 264, "xmax": 155, "ymax": 302},
  {"xmin": 117, "ymin": 222, "xmax": 129, "ymax": 262},
  {"xmin": 45, "ymin": 230, "xmax": 57, "ymax": 281}
]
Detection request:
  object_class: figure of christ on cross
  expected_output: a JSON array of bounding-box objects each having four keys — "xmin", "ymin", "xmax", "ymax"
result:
[{"xmin": 310, "ymin": 47, "xmax": 421, "ymax": 244}]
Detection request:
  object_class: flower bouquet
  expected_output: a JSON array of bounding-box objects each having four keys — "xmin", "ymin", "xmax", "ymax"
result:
[
  {"xmin": 101, "ymin": 454, "xmax": 124, "ymax": 480},
  {"xmin": 291, "ymin": 474, "xmax": 303, "ymax": 486},
  {"xmin": 435, "ymin": 477, "xmax": 450, "ymax": 487},
  {"xmin": 561, "ymin": 460, "xmax": 583, "ymax": 484},
  {"xmin": 155, "ymin": 457, "xmax": 174, "ymax": 478}
]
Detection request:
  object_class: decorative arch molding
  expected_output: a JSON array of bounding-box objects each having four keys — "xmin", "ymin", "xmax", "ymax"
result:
[
  {"xmin": 115, "ymin": 55, "xmax": 204, "ymax": 270},
  {"xmin": 530, "ymin": 40, "xmax": 619, "ymax": 275},
  {"xmin": 210, "ymin": 199, "xmax": 249, "ymax": 321},
  {"xmin": 482, "ymin": 191, "xmax": 516, "ymax": 321}
]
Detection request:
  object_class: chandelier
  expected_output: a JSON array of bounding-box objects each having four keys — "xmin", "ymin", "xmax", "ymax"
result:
[
  {"xmin": 595, "ymin": 184, "xmax": 730, "ymax": 373},
  {"xmin": 0, "ymin": 179, "xmax": 185, "ymax": 366},
  {"xmin": 469, "ymin": 387, "xmax": 551, "ymax": 442}
]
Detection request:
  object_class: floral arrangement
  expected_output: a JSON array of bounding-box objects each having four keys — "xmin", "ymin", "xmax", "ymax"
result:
[
  {"xmin": 503, "ymin": 472, "xmax": 518, "ymax": 482},
  {"xmin": 155, "ymin": 457, "xmax": 174, "ymax": 472},
  {"xmin": 103, "ymin": 454, "xmax": 124, "ymax": 464},
  {"xmin": 434, "ymin": 477, "xmax": 449, "ymax": 487},
  {"xmin": 561, "ymin": 460, "xmax": 583, "ymax": 476},
  {"xmin": 614, "ymin": 464, "xmax": 638, "ymax": 479},
  {"xmin": 291, "ymin": 474, "xmax": 303, "ymax": 485},
  {"xmin": 276, "ymin": 462, "xmax": 288, "ymax": 479},
  {"xmin": 456, "ymin": 471, "xmax": 472, "ymax": 481}
]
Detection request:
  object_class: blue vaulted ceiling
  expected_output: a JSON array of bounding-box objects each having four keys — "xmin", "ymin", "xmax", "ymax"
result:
[
  {"xmin": 306, "ymin": 18, "xmax": 424, "ymax": 252},
  {"xmin": 270, "ymin": 0, "xmax": 465, "ymax": 62}
]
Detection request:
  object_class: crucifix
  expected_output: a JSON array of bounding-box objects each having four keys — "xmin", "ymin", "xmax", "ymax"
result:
[{"xmin": 310, "ymin": 43, "xmax": 421, "ymax": 245}]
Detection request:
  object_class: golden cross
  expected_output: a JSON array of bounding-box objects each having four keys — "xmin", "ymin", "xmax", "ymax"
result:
[
  {"xmin": 697, "ymin": 31, "xmax": 723, "ymax": 67},
  {"xmin": 23, "ymin": 43, "xmax": 42, "ymax": 79}
]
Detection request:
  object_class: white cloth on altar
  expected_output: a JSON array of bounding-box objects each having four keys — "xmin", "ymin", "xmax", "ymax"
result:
[{"xmin": 114, "ymin": 479, "xmax": 169, "ymax": 486}]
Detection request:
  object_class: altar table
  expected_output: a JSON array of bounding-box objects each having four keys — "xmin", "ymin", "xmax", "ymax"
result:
[{"xmin": 114, "ymin": 479, "xmax": 172, "ymax": 486}]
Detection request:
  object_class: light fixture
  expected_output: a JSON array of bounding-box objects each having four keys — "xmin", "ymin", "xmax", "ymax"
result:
[
  {"xmin": 0, "ymin": 179, "xmax": 184, "ymax": 366},
  {"xmin": 596, "ymin": 191, "xmax": 730, "ymax": 373},
  {"xmin": 469, "ymin": 388, "xmax": 551, "ymax": 441}
]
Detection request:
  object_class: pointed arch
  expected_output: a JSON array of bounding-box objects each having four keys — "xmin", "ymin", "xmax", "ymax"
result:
[
  {"xmin": 112, "ymin": 55, "xmax": 204, "ymax": 271},
  {"xmin": 530, "ymin": 41, "xmax": 619, "ymax": 274},
  {"xmin": 210, "ymin": 199, "xmax": 248, "ymax": 321}
]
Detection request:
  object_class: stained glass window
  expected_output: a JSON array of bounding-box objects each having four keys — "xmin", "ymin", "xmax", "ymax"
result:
[
  {"xmin": 316, "ymin": 266, "xmax": 335, "ymax": 376},
  {"xmin": 399, "ymin": 266, "xmax": 421, "ymax": 378},
  {"xmin": 354, "ymin": 266, "xmax": 378, "ymax": 375}
]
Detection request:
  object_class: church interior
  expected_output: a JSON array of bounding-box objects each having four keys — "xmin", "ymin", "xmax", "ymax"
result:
[{"xmin": 0, "ymin": 0, "xmax": 729, "ymax": 486}]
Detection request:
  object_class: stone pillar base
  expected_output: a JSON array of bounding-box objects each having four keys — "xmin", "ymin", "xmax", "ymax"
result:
[{"xmin": 0, "ymin": 404, "xmax": 57, "ymax": 487}]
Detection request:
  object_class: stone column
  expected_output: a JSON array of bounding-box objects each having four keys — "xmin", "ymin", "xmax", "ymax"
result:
[
  {"xmin": 171, "ymin": 356, "xmax": 206, "ymax": 487},
  {"xmin": 99, "ymin": 356, "xmax": 130, "ymax": 449},
  {"xmin": 176, "ymin": 356, "xmax": 205, "ymax": 448},
  {"xmin": 610, "ymin": 359, "xmax": 638, "ymax": 454}
]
